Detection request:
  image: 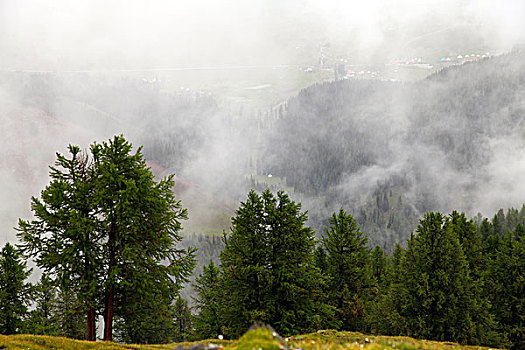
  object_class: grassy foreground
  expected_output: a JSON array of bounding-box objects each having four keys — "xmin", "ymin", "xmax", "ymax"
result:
[{"xmin": 0, "ymin": 328, "xmax": 502, "ymax": 350}]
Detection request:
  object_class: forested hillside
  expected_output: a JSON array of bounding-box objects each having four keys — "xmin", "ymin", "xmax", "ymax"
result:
[
  {"xmin": 262, "ymin": 51, "xmax": 525, "ymax": 247},
  {"xmin": 2, "ymin": 52, "xmax": 525, "ymax": 251}
]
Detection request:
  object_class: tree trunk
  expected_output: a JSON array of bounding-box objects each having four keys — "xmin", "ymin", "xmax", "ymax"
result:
[
  {"xmin": 87, "ymin": 308, "xmax": 96, "ymax": 341},
  {"xmin": 104, "ymin": 222, "xmax": 117, "ymax": 342},
  {"xmin": 103, "ymin": 284, "xmax": 114, "ymax": 341}
]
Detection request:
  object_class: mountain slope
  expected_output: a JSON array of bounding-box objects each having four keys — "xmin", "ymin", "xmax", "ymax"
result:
[{"xmin": 262, "ymin": 51, "xmax": 525, "ymax": 246}]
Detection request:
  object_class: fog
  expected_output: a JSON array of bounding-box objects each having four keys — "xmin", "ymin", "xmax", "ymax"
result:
[
  {"xmin": 2, "ymin": 0, "xmax": 524, "ymax": 70},
  {"xmin": 1, "ymin": 0, "xmax": 525, "ymax": 247}
]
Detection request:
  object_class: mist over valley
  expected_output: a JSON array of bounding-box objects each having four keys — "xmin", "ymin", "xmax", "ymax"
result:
[{"xmin": 0, "ymin": 0, "xmax": 524, "ymax": 268}]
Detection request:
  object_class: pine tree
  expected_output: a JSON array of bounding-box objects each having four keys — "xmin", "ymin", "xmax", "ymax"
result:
[
  {"xmin": 91, "ymin": 136, "xmax": 196, "ymax": 341},
  {"xmin": 220, "ymin": 190, "xmax": 332, "ymax": 337},
  {"xmin": 17, "ymin": 145, "xmax": 100, "ymax": 340},
  {"xmin": 26, "ymin": 275, "xmax": 60, "ymax": 336},
  {"xmin": 192, "ymin": 260, "xmax": 223, "ymax": 340},
  {"xmin": 55, "ymin": 286, "xmax": 88, "ymax": 340},
  {"xmin": 0, "ymin": 242, "xmax": 32, "ymax": 334},
  {"xmin": 113, "ymin": 281, "xmax": 176, "ymax": 344},
  {"xmin": 394, "ymin": 212, "xmax": 489, "ymax": 344},
  {"xmin": 485, "ymin": 231, "xmax": 525, "ymax": 349},
  {"xmin": 173, "ymin": 296, "xmax": 193, "ymax": 342},
  {"xmin": 17, "ymin": 135, "xmax": 196, "ymax": 342},
  {"xmin": 321, "ymin": 208, "xmax": 369, "ymax": 331}
]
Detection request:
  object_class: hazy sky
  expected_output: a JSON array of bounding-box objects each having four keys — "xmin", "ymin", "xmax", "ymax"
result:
[{"xmin": 1, "ymin": 0, "xmax": 524, "ymax": 70}]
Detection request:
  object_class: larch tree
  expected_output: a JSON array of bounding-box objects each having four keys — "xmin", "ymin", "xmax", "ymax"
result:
[
  {"xmin": 17, "ymin": 135, "xmax": 196, "ymax": 342},
  {"xmin": 17, "ymin": 145, "xmax": 100, "ymax": 340},
  {"xmin": 91, "ymin": 136, "xmax": 196, "ymax": 341},
  {"xmin": 0, "ymin": 242, "xmax": 32, "ymax": 334}
]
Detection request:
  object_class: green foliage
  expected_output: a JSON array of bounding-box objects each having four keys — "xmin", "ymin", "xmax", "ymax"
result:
[
  {"xmin": 484, "ymin": 231, "xmax": 525, "ymax": 349},
  {"xmin": 0, "ymin": 243, "xmax": 32, "ymax": 335},
  {"xmin": 91, "ymin": 135, "xmax": 196, "ymax": 340},
  {"xmin": 313, "ymin": 245, "xmax": 328, "ymax": 274},
  {"xmin": 113, "ymin": 284, "xmax": 176, "ymax": 344},
  {"xmin": 26, "ymin": 276, "xmax": 60, "ymax": 336},
  {"xmin": 321, "ymin": 208, "xmax": 369, "ymax": 331},
  {"xmin": 17, "ymin": 145, "xmax": 100, "ymax": 339},
  {"xmin": 220, "ymin": 189, "xmax": 333, "ymax": 337},
  {"xmin": 17, "ymin": 135, "xmax": 196, "ymax": 342},
  {"xmin": 173, "ymin": 296, "xmax": 193, "ymax": 342},
  {"xmin": 55, "ymin": 287, "xmax": 89, "ymax": 340},
  {"xmin": 391, "ymin": 212, "xmax": 495, "ymax": 345},
  {"xmin": 192, "ymin": 260, "xmax": 223, "ymax": 339},
  {"xmin": 369, "ymin": 245, "xmax": 387, "ymax": 289}
]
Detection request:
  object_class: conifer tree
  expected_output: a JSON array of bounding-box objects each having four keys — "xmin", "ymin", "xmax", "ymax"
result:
[
  {"xmin": 367, "ymin": 243, "xmax": 405, "ymax": 335},
  {"xmin": 447, "ymin": 211, "xmax": 480, "ymax": 270},
  {"xmin": 173, "ymin": 296, "xmax": 193, "ymax": 342},
  {"xmin": 92, "ymin": 136, "xmax": 196, "ymax": 341},
  {"xmin": 26, "ymin": 275, "xmax": 60, "ymax": 336},
  {"xmin": 370, "ymin": 245, "xmax": 387, "ymax": 288},
  {"xmin": 0, "ymin": 242, "xmax": 32, "ymax": 334},
  {"xmin": 192, "ymin": 260, "xmax": 223, "ymax": 339},
  {"xmin": 321, "ymin": 208, "xmax": 369, "ymax": 331},
  {"xmin": 485, "ymin": 231, "xmax": 525, "ymax": 349},
  {"xmin": 394, "ymin": 212, "xmax": 492, "ymax": 344},
  {"xmin": 17, "ymin": 135, "xmax": 196, "ymax": 342},
  {"xmin": 17, "ymin": 145, "xmax": 99, "ymax": 340},
  {"xmin": 389, "ymin": 243, "xmax": 404, "ymax": 284},
  {"xmin": 220, "ymin": 190, "xmax": 332, "ymax": 337},
  {"xmin": 55, "ymin": 286, "xmax": 89, "ymax": 340},
  {"xmin": 113, "ymin": 281, "xmax": 176, "ymax": 344}
]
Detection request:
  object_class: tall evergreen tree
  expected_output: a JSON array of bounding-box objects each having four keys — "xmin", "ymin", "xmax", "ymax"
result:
[
  {"xmin": 192, "ymin": 260, "xmax": 223, "ymax": 340},
  {"xmin": 17, "ymin": 146, "xmax": 100, "ymax": 340},
  {"xmin": 366, "ymin": 243, "xmax": 405, "ymax": 335},
  {"xmin": 484, "ymin": 231, "xmax": 525, "ymax": 349},
  {"xmin": 17, "ymin": 135, "xmax": 196, "ymax": 341},
  {"xmin": 220, "ymin": 190, "xmax": 332, "ymax": 337},
  {"xmin": 91, "ymin": 136, "xmax": 196, "ymax": 341},
  {"xmin": 0, "ymin": 242, "xmax": 32, "ymax": 335},
  {"xmin": 393, "ymin": 212, "xmax": 493, "ymax": 344},
  {"xmin": 321, "ymin": 208, "xmax": 369, "ymax": 331},
  {"xmin": 447, "ymin": 211, "xmax": 480, "ymax": 271}
]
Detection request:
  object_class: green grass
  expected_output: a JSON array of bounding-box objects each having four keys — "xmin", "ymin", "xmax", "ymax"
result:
[
  {"xmin": 286, "ymin": 330, "xmax": 501, "ymax": 350},
  {"xmin": 0, "ymin": 329, "xmax": 503, "ymax": 350}
]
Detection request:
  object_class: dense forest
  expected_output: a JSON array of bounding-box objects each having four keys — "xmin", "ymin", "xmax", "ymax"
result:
[
  {"xmin": 261, "ymin": 50, "xmax": 525, "ymax": 247},
  {"xmin": 1, "ymin": 174, "xmax": 524, "ymax": 348}
]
